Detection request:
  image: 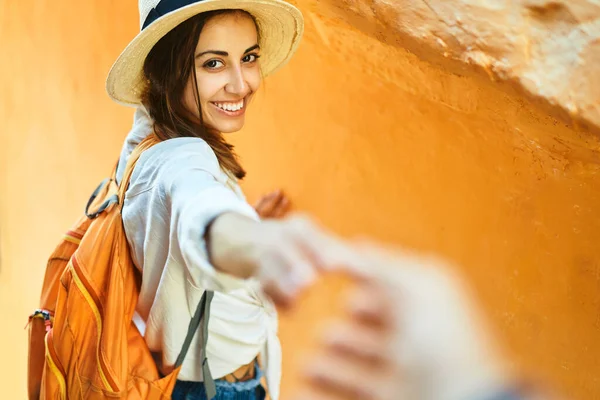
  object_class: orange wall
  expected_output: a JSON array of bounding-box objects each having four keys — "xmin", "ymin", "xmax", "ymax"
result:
[{"xmin": 2, "ymin": 1, "xmax": 599, "ymax": 398}]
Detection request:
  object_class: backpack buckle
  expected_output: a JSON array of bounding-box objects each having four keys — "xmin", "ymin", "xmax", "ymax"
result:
[
  {"xmin": 25, "ymin": 309, "xmax": 54, "ymax": 332},
  {"xmin": 85, "ymin": 178, "xmax": 119, "ymax": 219}
]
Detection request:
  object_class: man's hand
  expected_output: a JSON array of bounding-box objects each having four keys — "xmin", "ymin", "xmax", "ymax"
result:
[{"xmin": 296, "ymin": 244, "xmax": 513, "ymax": 400}]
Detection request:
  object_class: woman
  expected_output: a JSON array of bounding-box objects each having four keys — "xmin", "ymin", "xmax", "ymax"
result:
[{"xmin": 106, "ymin": 1, "xmax": 341, "ymax": 399}]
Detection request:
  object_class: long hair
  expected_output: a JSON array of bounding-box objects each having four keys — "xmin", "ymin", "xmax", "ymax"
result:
[{"xmin": 142, "ymin": 10, "xmax": 253, "ymax": 179}]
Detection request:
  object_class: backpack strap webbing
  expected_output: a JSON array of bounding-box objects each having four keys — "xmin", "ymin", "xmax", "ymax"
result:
[
  {"xmin": 117, "ymin": 134, "xmax": 161, "ymax": 207},
  {"xmin": 175, "ymin": 291, "xmax": 216, "ymax": 399}
]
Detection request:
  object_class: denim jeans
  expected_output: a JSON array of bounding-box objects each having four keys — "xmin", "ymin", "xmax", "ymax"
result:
[{"xmin": 172, "ymin": 364, "xmax": 266, "ymax": 400}]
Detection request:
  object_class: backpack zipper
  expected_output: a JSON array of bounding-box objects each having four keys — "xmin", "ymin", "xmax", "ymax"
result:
[
  {"xmin": 45, "ymin": 329, "xmax": 67, "ymax": 400},
  {"xmin": 70, "ymin": 257, "xmax": 119, "ymax": 392}
]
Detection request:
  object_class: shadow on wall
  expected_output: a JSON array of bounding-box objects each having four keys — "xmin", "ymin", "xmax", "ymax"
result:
[{"xmin": 1, "ymin": 1, "xmax": 600, "ymax": 399}]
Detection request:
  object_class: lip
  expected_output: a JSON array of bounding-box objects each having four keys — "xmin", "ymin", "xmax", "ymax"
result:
[{"xmin": 211, "ymin": 97, "xmax": 247, "ymax": 117}]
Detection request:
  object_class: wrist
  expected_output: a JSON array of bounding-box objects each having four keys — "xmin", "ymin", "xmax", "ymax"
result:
[
  {"xmin": 427, "ymin": 356, "xmax": 511, "ymax": 400},
  {"xmin": 206, "ymin": 212, "xmax": 260, "ymax": 279},
  {"xmin": 481, "ymin": 387, "xmax": 526, "ymax": 400},
  {"xmin": 475, "ymin": 379, "xmax": 545, "ymax": 400}
]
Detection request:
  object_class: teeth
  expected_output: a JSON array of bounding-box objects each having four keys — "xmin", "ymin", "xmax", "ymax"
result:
[{"xmin": 216, "ymin": 100, "xmax": 243, "ymax": 112}]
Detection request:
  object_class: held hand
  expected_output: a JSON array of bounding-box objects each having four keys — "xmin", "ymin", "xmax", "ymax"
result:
[
  {"xmin": 297, "ymin": 244, "xmax": 512, "ymax": 400},
  {"xmin": 208, "ymin": 213, "xmax": 352, "ymax": 306}
]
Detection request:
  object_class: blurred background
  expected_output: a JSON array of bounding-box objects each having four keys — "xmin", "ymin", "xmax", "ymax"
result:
[{"xmin": 1, "ymin": 0, "xmax": 599, "ymax": 398}]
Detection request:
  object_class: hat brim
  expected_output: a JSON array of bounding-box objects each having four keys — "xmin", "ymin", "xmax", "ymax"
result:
[{"xmin": 106, "ymin": 0, "xmax": 303, "ymax": 106}]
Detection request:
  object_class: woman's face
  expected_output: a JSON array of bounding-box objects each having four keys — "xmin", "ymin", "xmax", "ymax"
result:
[{"xmin": 184, "ymin": 12, "xmax": 262, "ymax": 134}]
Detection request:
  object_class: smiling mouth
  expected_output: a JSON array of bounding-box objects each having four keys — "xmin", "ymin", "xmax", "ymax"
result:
[{"xmin": 211, "ymin": 97, "xmax": 247, "ymax": 116}]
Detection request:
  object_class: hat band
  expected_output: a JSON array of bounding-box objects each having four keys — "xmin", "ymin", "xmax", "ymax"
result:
[{"xmin": 142, "ymin": 0, "xmax": 204, "ymax": 30}]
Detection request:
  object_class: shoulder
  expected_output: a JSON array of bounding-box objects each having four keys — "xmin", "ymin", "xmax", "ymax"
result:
[
  {"xmin": 143, "ymin": 137, "xmax": 219, "ymax": 170},
  {"xmin": 128, "ymin": 137, "xmax": 222, "ymax": 195}
]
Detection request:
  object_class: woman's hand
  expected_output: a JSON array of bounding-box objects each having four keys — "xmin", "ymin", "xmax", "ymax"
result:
[
  {"xmin": 207, "ymin": 212, "xmax": 351, "ymax": 306},
  {"xmin": 253, "ymin": 189, "xmax": 290, "ymax": 219}
]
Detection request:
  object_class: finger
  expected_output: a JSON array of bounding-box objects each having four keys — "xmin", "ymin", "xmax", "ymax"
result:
[
  {"xmin": 282, "ymin": 241, "xmax": 319, "ymax": 290},
  {"xmin": 253, "ymin": 190, "xmax": 277, "ymax": 212},
  {"xmin": 286, "ymin": 214, "xmax": 356, "ymax": 270},
  {"xmin": 254, "ymin": 190, "xmax": 283, "ymax": 217},
  {"xmin": 322, "ymin": 321, "xmax": 394, "ymax": 364},
  {"xmin": 330, "ymin": 247, "xmax": 390, "ymax": 283},
  {"xmin": 262, "ymin": 280, "xmax": 294, "ymax": 309},
  {"xmin": 290, "ymin": 389, "xmax": 343, "ymax": 400},
  {"xmin": 258, "ymin": 190, "xmax": 285, "ymax": 217},
  {"xmin": 335, "ymin": 240, "xmax": 437, "ymax": 289},
  {"xmin": 291, "ymin": 389, "xmax": 344, "ymax": 400},
  {"xmin": 256, "ymin": 248, "xmax": 299, "ymax": 307},
  {"xmin": 258, "ymin": 242, "xmax": 317, "ymax": 305},
  {"xmin": 271, "ymin": 195, "xmax": 291, "ymax": 218},
  {"xmin": 303, "ymin": 352, "xmax": 396, "ymax": 400},
  {"xmin": 346, "ymin": 282, "xmax": 397, "ymax": 328}
]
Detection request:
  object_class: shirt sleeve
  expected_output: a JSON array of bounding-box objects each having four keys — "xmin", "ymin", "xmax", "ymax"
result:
[{"xmin": 154, "ymin": 140, "xmax": 259, "ymax": 292}]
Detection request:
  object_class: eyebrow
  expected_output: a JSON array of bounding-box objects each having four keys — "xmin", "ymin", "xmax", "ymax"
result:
[{"xmin": 195, "ymin": 44, "xmax": 260, "ymax": 58}]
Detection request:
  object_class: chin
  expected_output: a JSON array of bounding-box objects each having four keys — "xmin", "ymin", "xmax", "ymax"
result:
[
  {"xmin": 220, "ymin": 126, "xmax": 244, "ymax": 134},
  {"xmin": 212, "ymin": 121, "xmax": 245, "ymax": 134}
]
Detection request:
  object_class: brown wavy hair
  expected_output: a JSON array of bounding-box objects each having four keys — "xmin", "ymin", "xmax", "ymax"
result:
[{"xmin": 141, "ymin": 10, "xmax": 255, "ymax": 179}]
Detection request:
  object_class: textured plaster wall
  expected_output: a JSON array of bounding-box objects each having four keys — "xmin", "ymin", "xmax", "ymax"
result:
[
  {"xmin": 1, "ymin": 0, "xmax": 599, "ymax": 399},
  {"xmin": 311, "ymin": 0, "xmax": 600, "ymax": 134}
]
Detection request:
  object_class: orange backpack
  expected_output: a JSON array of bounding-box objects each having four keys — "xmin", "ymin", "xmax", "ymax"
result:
[{"xmin": 26, "ymin": 135, "xmax": 216, "ymax": 399}]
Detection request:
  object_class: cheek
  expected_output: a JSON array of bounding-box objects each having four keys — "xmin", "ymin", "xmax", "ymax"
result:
[
  {"xmin": 183, "ymin": 81, "xmax": 197, "ymax": 113},
  {"xmin": 183, "ymin": 72, "xmax": 222, "ymax": 114},
  {"xmin": 195, "ymin": 73, "xmax": 223, "ymax": 104},
  {"xmin": 248, "ymin": 68, "xmax": 262, "ymax": 92}
]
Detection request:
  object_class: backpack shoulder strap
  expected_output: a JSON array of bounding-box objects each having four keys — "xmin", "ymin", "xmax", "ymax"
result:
[
  {"xmin": 84, "ymin": 134, "xmax": 160, "ymax": 220},
  {"xmin": 71, "ymin": 133, "xmax": 216, "ymax": 398},
  {"xmin": 118, "ymin": 133, "xmax": 216, "ymax": 398},
  {"xmin": 117, "ymin": 133, "xmax": 161, "ymax": 208}
]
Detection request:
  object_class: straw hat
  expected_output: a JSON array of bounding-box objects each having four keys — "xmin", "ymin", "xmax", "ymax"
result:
[{"xmin": 106, "ymin": 0, "xmax": 304, "ymax": 106}]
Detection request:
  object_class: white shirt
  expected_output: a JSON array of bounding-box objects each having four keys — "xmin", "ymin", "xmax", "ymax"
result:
[{"xmin": 116, "ymin": 108, "xmax": 281, "ymax": 399}]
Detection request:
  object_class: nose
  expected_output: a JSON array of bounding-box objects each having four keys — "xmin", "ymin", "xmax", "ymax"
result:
[{"xmin": 224, "ymin": 64, "xmax": 249, "ymax": 96}]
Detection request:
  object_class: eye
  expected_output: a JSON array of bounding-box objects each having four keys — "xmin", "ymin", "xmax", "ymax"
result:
[
  {"xmin": 203, "ymin": 59, "xmax": 224, "ymax": 69},
  {"xmin": 242, "ymin": 53, "xmax": 261, "ymax": 63}
]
